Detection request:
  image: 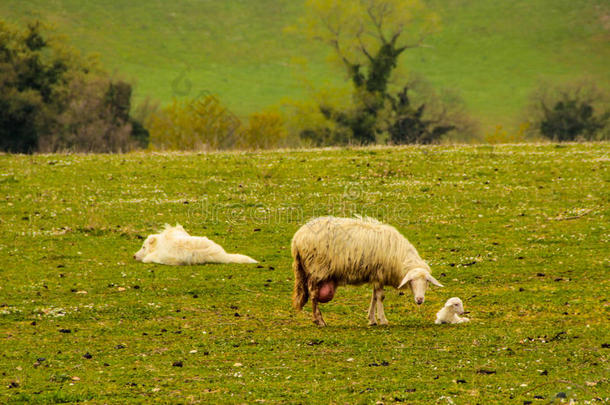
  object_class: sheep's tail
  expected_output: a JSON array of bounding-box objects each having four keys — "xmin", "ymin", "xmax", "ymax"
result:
[
  {"xmin": 292, "ymin": 250, "xmax": 309, "ymax": 311},
  {"xmin": 225, "ymin": 253, "xmax": 258, "ymax": 264}
]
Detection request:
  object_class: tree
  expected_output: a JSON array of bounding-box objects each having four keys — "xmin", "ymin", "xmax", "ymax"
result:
[
  {"xmin": 0, "ymin": 21, "xmax": 69, "ymax": 153},
  {"xmin": 0, "ymin": 20, "xmax": 149, "ymax": 153},
  {"xmin": 40, "ymin": 76, "xmax": 140, "ymax": 153},
  {"xmin": 302, "ymin": 0, "xmax": 439, "ymax": 144},
  {"xmin": 386, "ymin": 85, "xmax": 455, "ymax": 144}
]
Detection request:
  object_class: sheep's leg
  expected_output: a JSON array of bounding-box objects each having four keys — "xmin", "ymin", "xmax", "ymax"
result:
[
  {"xmin": 375, "ymin": 287, "xmax": 388, "ymax": 325},
  {"xmin": 367, "ymin": 290, "xmax": 377, "ymax": 326},
  {"xmin": 311, "ymin": 288, "xmax": 327, "ymax": 326}
]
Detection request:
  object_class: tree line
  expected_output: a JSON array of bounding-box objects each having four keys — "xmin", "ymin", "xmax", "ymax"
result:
[
  {"xmin": 1, "ymin": 2, "xmax": 608, "ymax": 153},
  {"xmin": 0, "ymin": 21, "xmax": 148, "ymax": 153}
]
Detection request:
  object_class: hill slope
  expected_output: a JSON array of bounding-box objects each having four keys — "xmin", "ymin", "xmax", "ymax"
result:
[{"xmin": 2, "ymin": 0, "xmax": 608, "ymax": 131}]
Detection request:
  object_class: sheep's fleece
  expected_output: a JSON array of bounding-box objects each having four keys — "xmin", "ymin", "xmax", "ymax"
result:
[
  {"xmin": 134, "ymin": 224, "xmax": 257, "ymax": 265},
  {"xmin": 292, "ymin": 216, "xmax": 443, "ymax": 326}
]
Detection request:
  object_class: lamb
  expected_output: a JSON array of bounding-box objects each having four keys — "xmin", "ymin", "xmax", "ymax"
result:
[
  {"xmin": 435, "ymin": 297, "xmax": 470, "ymax": 324},
  {"xmin": 291, "ymin": 216, "xmax": 443, "ymax": 326},
  {"xmin": 134, "ymin": 224, "xmax": 257, "ymax": 265}
]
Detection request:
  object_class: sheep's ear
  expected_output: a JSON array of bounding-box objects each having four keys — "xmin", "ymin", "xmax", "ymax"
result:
[
  {"xmin": 398, "ymin": 273, "xmax": 414, "ymax": 289},
  {"xmin": 426, "ymin": 274, "xmax": 444, "ymax": 287},
  {"xmin": 148, "ymin": 236, "xmax": 158, "ymax": 246}
]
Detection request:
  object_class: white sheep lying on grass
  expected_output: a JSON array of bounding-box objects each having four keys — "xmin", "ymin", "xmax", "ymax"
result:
[
  {"xmin": 291, "ymin": 216, "xmax": 443, "ymax": 326},
  {"xmin": 134, "ymin": 224, "xmax": 257, "ymax": 265},
  {"xmin": 435, "ymin": 297, "xmax": 470, "ymax": 324}
]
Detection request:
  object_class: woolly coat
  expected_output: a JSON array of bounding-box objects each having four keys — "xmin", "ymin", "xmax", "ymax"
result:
[
  {"xmin": 292, "ymin": 216, "xmax": 429, "ymax": 308},
  {"xmin": 435, "ymin": 298, "xmax": 469, "ymax": 324},
  {"xmin": 135, "ymin": 225, "xmax": 257, "ymax": 265}
]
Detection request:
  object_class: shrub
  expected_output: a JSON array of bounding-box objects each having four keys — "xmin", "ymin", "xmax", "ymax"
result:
[
  {"xmin": 149, "ymin": 98, "xmax": 297, "ymax": 151},
  {"xmin": 147, "ymin": 96, "xmax": 241, "ymax": 150},
  {"xmin": 539, "ymin": 99, "xmax": 607, "ymax": 141},
  {"xmin": 527, "ymin": 80, "xmax": 609, "ymax": 142},
  {"xmin": 299, "ymin": 126, "xmax": 352, "ymax": 147},
  {"xmin": 484, "ymin": 123, "xmax": 530, "ymax": 144},
  {"xmin": 239, "ymin": 111, "xmax": 289, "ymax": 150}
]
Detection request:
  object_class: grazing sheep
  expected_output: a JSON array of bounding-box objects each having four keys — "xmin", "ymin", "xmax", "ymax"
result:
[
  {"xmin": 134, "ymin": 224, "xmax": 257, "ymax": 265},
  {"xmin": 435, "ymin": 297, "xmax": 470, "ymax": 324},
  {"xmin": 291, "ymin": 216, "xmax": 443, "ymax": 326}
]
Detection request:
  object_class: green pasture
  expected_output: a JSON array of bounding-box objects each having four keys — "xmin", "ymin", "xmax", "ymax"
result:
[{"xmin": 0, "ymin": 143, "xmax": 608, "ymax": 403}]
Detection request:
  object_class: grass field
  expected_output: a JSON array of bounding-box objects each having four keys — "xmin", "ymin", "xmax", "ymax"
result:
[
  {"xmin": 2, "ymin": 0, "xmax": 608, "ymax": 131},
  {"xmin": 1, "ymin": 143, "xmax": 609, "ymax": 403}
]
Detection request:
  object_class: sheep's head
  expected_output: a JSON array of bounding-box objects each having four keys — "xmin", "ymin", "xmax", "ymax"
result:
[
  {"xmin": 398, "ymin": 268, "xmax": 443, "ymax": 305},
  {"xmin": 444, "ymin": 297, "xmax": 465, "ymax": 315},
  {"xmin": 134, "ymin": 235, "xmax": 158, "ymax": 261}
]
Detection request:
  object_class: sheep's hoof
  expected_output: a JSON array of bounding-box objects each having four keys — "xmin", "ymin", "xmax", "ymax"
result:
[
  {"xmin": 368, "ymin": 320, "xmax": 377, "ymax": 326},
  {"xmin": 378, "ymin": 319, "xmax": 389, "ymax": 326},
  {"xmin": 313, "ymin": 319, "xmax": 327, "ymax": 327}
]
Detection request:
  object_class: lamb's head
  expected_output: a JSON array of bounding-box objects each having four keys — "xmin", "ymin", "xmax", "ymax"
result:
[
  {"xmin": 398, "ymin": 268, "xmax": 443, "ymax": 305},
  {"xmin": 444, "ymin": 297, "xmax": 465, "ymax": 315},
  {"xmin": 134, "ymin": 235, "xmax": 158, "ymax": 261}
]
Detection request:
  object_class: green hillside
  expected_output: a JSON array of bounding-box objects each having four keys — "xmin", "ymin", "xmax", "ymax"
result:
[{"xmin": 2, "ymin": 0, "xmax": 608, "ymax": 132}]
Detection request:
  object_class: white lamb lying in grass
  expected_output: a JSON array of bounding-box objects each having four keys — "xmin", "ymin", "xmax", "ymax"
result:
[
  {"xmin": 435, "ymin": 297, "xmax": 470, "ymax": 324},
  {"xmin": 134, "ymin": 224, "xmax": 257, "ymax": 265}
]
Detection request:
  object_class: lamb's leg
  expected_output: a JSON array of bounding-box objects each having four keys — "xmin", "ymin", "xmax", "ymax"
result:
[
  {"xmin": 375, "ymin": 287, "xmax": 388, "ymax": 325},
  {"xmin": 368, "ymin": 290, "xmax": 377, "ymax": 325},
  {"xmin": 456, "ymin": 315, "xmax": 470, "ymax": 323},
  {"xmin": 311, "ymin": 288, "xmax": 327, "ymax": 326},
  {"xmin": 142, "ymin": 254, "xmax": 160, "ymax": 264}
]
